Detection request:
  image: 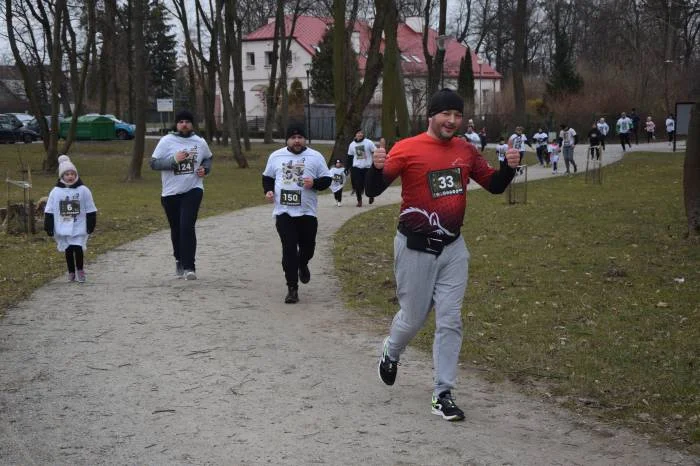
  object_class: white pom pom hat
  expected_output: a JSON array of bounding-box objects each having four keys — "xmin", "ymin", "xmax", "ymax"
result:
[{"xmin": 58, "ymin": 155, "xmax": 78, "ymax": 179}]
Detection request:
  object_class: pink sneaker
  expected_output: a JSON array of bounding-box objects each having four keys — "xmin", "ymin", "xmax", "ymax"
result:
[
  {"xmin": 68, "ymin": 272, "xmax": 76, "ymax": 282},
  {"xmin": 77, "ymin": 270, "xmax": 86, "ymax": 283}
]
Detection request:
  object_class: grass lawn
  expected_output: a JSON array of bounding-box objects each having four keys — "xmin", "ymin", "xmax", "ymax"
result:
[
  {"xmin": 333, "ymin": 150, "xmax": 699, "ymax": 453},
  {"xmin": 0, "ymin": 139, "xmax": 332, "ymax": 314}
]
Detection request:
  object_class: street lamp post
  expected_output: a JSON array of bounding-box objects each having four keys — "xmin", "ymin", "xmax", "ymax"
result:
[{"xmin": 304, "ymin": 63, "xmax": 312, "ymax": 144}]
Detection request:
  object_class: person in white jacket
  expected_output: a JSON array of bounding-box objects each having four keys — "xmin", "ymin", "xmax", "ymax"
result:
[{"xmin": 44, "ymin": 155, "xmax": 97, "ymax": 283}]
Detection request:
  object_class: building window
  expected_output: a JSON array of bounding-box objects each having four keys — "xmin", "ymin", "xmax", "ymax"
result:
[
  {"xmin": 265, "ymin": 51, "xmax": 273, "ymax": 67},
  {"xmin": 246, "ymin": 52, "xmax": 255, "ymax": 67}
]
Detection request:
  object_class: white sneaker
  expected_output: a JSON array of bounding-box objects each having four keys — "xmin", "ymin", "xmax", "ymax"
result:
[
  {"xmin": 337, "ymin": 202, "xmax": 342, "ymax": 207},
  {"xmin": 184, "ymin": 270, "xmax": 197, "ymax": 280}
]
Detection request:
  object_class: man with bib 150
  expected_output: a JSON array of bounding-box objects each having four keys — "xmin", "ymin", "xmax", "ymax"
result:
[{"xmin": 263, "ymin": 123, "xmax": 332, "ymax": 304}]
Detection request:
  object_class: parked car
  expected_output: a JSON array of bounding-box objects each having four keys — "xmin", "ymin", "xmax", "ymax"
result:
[
  {"xmin": 0, "ymin": 113, "xmax": 24, "ymax": 129},
  {"xmin": 26, "ymin": 116, "xmax": 49, "ymax": 134},
  {"xmin": 0, "ymin": 123, "xmax": 18, "ymax": 143},
  {"xmin": 14, "ymin": 126, "xmax": 40, "ymax": 143},
  {"xmin": 8, "ymin": 112, "xmax": 34, "ymax": 127},
  {"xmin": 84, "ymin": 113, "xmax": 135, "ymax": 140}
]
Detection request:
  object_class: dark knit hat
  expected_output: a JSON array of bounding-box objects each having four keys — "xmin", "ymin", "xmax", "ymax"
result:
[
  {"xmin": 175, "ymin": 110, "xmax": 194, "ymax": 123},
  {"xmin": 427, "ymin": 89, "xmax": 464, "ymax": 117},
  {"xmin": 286, "ymin": 122, "xmax": 307, "ymax": 139}
]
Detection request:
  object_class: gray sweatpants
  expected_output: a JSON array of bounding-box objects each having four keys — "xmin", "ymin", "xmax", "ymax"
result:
[{"xmin": 385, "ymin": 232, "xmax": 470, "ymax": 396}]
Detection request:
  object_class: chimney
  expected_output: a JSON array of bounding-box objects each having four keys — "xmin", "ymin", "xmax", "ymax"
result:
[
  {"xmin": 351, "ymin": 31, "xmax": 360, "ymax": 54},
  {"xmin": 405, "ymin": 16, "xmax": 423, "ymax": 33}
]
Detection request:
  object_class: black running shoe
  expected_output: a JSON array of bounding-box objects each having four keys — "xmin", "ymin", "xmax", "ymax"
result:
[
  {"xmin": 378, "ymin": 337, "xmax": 398, "ymax": 385},
  {"xmin": 284, "ymin": 286, "xmax": 299, "ymax": 304},
  {"xmin": 299, "ymin": 263, "xmax": 310, "ymax": 284},
  {"xmin": 431, "ymin": 391, "xmax": 465, "ymax": 421}
]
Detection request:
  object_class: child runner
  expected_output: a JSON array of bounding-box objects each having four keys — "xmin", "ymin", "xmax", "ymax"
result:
[
  {"xmin": 548, "ymin": 140, "xmax": 561, "ymax": 174},
  {"xmin": 44, "ymin": 155, "xmax": 97, "ymax": 282},
  {"xmin": 645, "ymin": 116, "xmax": 656, "ymax": 143},
  {"xmin": 329, "ymin": 159, "xmax": 346, "ymax": 207},
  {"xmin": 495, "ymin": 137, "xmax": 509, "ymax": 163}
]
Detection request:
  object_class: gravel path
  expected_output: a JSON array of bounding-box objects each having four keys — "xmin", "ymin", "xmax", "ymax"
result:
[{"xmin": 1, "ymin": 141, "xmax": 696, "ymax": 465}]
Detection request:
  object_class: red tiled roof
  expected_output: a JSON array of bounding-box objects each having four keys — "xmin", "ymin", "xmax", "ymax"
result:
[{"xmin": 243, "ymin": 16, "xmax": 501, "ymax": 80}]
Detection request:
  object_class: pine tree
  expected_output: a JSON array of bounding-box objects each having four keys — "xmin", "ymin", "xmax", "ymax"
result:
[
  {"xmin": 310, "ymin": 26, "xmax": 359, "ymax": 104},
  {"xmin": 144, "ymin": 0, "xmax": 178, "ymax": 99},
  {"xmin": 457, "ymin": 47, "xmax": 475, "ymax": 115},
  {"xmin": 546, "ymin": 28, "xmax": 583, "ymax": 97}
]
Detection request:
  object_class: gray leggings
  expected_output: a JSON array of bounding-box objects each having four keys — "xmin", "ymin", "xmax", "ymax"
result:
[{"xmin": 385, "ymin": 232, "xmax": 470, "ymax": 396}]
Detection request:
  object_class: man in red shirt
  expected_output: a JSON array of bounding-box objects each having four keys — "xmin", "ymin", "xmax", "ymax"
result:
[{"xmin": 366, "ymin": 89, "xmax": 520, "ymax": 421}]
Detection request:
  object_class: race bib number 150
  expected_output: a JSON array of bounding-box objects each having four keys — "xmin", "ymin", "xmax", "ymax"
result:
[
  {"xmin": 280, "ymin": 189, "xmax": 302, "ymax": 206},
  {"xmin": 428, "ymin": 168, "xmax": 464, "ymax": 198}
]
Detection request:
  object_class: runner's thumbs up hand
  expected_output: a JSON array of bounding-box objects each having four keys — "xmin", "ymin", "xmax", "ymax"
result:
[
  {"xmin": 373, "ymin": 138, "xmax": 387, "ymax": 169},
  {"xmin": 505, "ymin": 148, "xmax": 520, "ymax": 168}
]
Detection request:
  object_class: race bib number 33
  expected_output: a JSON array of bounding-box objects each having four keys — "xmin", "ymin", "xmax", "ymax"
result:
[
  {"xmin": 280, "ymin": 189, "xmax": 302, "ymax": 206},
  {"xmin": 428, "ymin": 168, "xmax": 464, "ymax": 198}
]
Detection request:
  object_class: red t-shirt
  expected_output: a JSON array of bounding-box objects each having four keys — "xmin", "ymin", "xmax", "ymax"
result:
[{"xmin": 383, "ymin": 132, "xmax": 497, "ymax": 237}]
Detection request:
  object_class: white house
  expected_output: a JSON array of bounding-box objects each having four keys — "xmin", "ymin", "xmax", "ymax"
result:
[{"xmin": 237, "ymin": 15, "xmax": 502, "ymax": 122}]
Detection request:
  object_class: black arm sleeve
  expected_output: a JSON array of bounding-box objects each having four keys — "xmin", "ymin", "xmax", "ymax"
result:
[
  {"xmin": 365, "ymin": 167, "xmax": 391, "ymax": 197},
  {"xmin": 312, "ymin": 176, "xmax": 332, "ymax": 191},
  {"xmin": 44, "ymin": 213, "xmax": 54, "ymax": 236},
  {"xmin": 200, "ymin": 156, "xmax": 212, "ymax": 175},
  {"xmin": 86, "ymin": 212, "xmax": 96, "ymax": 234},
  {"xmin": 262, "ymin": 175, "xmax": 275, "ymax": 194},
  {"xmin": 487, "ymin": 163, "xmax": 517, "ymax": 194}
]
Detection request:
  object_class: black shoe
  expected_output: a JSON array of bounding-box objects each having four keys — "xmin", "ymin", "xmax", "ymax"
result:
[
  {"xmin": 378, "ymin": 337, "xmax": 398, "ymax": 385},
  {"xmin": 299, "ymin": 263, "xmax": 310, "ymax": 284},
  {"xmin": 369, "ymin": 197, "xmax": 375, "ymax": 205},
  {"xmin": 573, "ymin": 164, "xmax": 578, "ymax": 173},
  {"xmin": 431, "ymin": 391, "xmax": 465, "ymax": 421},
  {"xmin": 284, "ymin": 286, "xmax": 299, "ymax": 304}
]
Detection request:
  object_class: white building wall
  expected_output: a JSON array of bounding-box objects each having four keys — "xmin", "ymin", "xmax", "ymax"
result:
[{"xmin": 238, "ymin": 40, "xmax": 314, "ymax": 118}]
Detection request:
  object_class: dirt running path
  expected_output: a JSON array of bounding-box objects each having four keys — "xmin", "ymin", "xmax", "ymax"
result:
[{"xmin": 1, "ymin": 142, "xmax": 695, "ymax": 465}]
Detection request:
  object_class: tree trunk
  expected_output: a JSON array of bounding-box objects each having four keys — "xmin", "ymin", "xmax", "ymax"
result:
[
  {"xmin": 684, "ymin": 103, "xmax": 700, "ymax": 239},
  {"xmin": 512, "ymin": 0, "xmax": 527, "ymax": 124},
  {"xmin": 264, "ymin": 0, "xmax": 284, "ymax": 144},
  {"xmin": 233, "ymin": 15, "xmax": 251, "ymax": 151},
  {"xmin": 127, "ymin": 0, "xmax": 147, "ymax": 181},
  {"xmin": 219, "ymin": 0, "xmax": 248, "ymax": 168},
  {"xmin": 382, "ymin": 0, "xmax": 399, "ymax": 146}
]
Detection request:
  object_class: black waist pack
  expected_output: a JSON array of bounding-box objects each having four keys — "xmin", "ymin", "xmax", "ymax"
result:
[{"xmin": 398, "ymin": 224, "xmax": 459, "ymax": 257}]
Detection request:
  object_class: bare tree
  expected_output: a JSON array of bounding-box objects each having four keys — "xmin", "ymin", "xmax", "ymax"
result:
[
  {"xmin": 381, "ymin": 0, "xmax": 410, "ymax": 146},
  {"xmin": 217, "ymin": 0, "xmax": 248, "ymax": 167},
  {"xmin": 60, "ymin": 0, "xmax": 97, "ymax": 153},
  {"xmin": 422, "ymin": 0, "xmax": 447, "ymax": 97},
  {"xmin": 330, "ymin": 0, "xmax": 386, "ymax": 163},
  {"xmin": 263, "ymin": 0, "xmax": 285, "ymax": 143}
]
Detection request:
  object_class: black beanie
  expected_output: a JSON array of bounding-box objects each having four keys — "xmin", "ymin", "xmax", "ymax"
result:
[
  {"xmin": 286, "ymin": 122, "xmax": 307, "ymax": 139},
  {"xmin": 175, "ymin": 110, "xmax": 194, "ymax": 123},
  {"xmin": 427, "ymin": 89, "xmax": 464, "ymax": 117}
]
